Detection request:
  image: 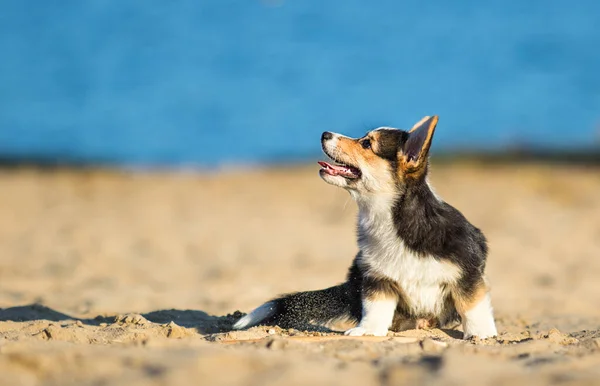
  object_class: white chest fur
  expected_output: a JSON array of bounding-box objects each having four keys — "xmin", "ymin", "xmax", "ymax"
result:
[{"xmin": 357, "ymin": 197, "xmax": 460, "ymax": 317}]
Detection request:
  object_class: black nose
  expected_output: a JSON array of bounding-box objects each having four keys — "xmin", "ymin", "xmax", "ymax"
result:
[{"xmin": 321, "ymin": 131, "xmax": 333, "ymax": 141}]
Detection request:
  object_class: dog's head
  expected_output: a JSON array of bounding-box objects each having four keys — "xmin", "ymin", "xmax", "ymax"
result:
[{"xmin": 319, "ymin": 116, "xmax": 438, "ymax": 200}]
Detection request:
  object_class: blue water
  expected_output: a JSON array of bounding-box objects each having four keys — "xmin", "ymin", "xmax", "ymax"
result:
[{"xmin": 0, "ymin": 1, "xmax": 599, "ymax": 166}]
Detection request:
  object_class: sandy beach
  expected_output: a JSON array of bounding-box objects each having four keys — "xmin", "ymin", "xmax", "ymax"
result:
[{"xmin": 1, "ymin": 162, "xmax": 599, "ymax": 385}]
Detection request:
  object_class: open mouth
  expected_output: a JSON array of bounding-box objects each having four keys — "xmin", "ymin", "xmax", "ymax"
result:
[{"xmin": 318, "ymin": 161, "xmax": 361, "ymax": 179}]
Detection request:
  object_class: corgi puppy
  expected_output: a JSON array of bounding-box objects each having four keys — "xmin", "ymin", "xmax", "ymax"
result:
[{"xmin": 234, "ymin": 116, "xmax": 498, "ymax": 339}]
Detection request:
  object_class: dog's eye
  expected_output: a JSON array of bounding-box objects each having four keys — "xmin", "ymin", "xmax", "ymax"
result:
[{"xmin": 361, "ymin": 139, "xmax": 371, "ymax": 149}]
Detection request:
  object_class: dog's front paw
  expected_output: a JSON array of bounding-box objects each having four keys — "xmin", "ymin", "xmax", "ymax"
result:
[
  {"xmin": 463, "ymin": 328, "xmax": 498, "ymax": 340},
  {"xmin": 344, "ymin": 326, "xmax": 388, "ymax": 337},
  {"xmin": 463, "ymin": 317, "xmax": 498, "ymax": 339},
  {"xmin": 463, "ymin": 322, "xmax": 498, "ymax": 339},
  {"xmin": 344, "ymin": 327, "xmax": 368, "ymax": 336},
  {"xmin": 462, "ymin": 292, "xmax": 498, "ymax": 340}
]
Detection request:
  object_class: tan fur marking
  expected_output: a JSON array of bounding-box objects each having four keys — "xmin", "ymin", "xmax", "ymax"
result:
[
  {"xmin": 334, "ymin": 136, "xmax": 361, "ymax": 165},
  {"xmin": 416, "ymin": 318, "xmax": 439, "ymax": 330},
  {"xmin": 335, "ymin": 136, "xmax": 382, "ymax": 165},
  {"xmin": 368, "ymin": 131, "xmax": 381, "ymax": 153},
  {"xmin": 365, "ymin": 290, "xmax": 398, "ymax": 302},
  {"xmin": 363, "ymin": 275, "xmax": 402, "ymax": 301},
  {"xmin": 399, "ymin": 115, "xmax": 438, "ymax": 178},
  {"xmin": 453, "ymin": 281, "xmax": 488, "ymax": 315},
  {"xmin": 409, "ymin": 116, "xmax": 432, "ymax": 133},
  {"xmin": 335, "ymin": 135, "xmax": 397, "ymax": 193}
]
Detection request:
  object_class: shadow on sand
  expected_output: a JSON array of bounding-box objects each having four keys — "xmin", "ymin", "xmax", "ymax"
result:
[
  {"xmin": 0, "ymin": 303, "xmax": 242, "ymax": 334},
  {"xmin": 0, "ymin": 304, "xmax": 475, "ymax": 339}
]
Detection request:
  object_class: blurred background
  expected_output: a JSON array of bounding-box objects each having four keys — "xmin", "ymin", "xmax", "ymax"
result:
[
  {"xmin": 1, "ymin": 0, "xmax": 599, "ymax": 167},
  {"xmin": 1, "ymin": 2, "xmax": 600, "ymax": 384},
  {"xmin": 1, "ymin": 0, "xmax": 600, "ymax": 317}
]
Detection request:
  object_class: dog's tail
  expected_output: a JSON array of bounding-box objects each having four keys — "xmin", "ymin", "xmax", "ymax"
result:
[{"xmin": 233, "ymin": 283, "xmax": 358, "ymax": 330}]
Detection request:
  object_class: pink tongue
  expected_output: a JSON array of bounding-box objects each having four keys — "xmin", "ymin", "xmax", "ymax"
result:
[
  {"xmin": 318, "ymin": 161, "xmax": 335, "ymax": 169},
  {"xmin": 318, "ymin": 161, "xmax": 354, "ymax": 176}
]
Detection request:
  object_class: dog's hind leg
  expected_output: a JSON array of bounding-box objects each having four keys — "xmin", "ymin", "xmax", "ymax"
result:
[{"xmin": 453, "ymin": 280, "xmax": 497, "ymax": 339}]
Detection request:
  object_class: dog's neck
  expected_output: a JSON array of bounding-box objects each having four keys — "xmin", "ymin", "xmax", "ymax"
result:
[{"xmin": 354, "ymin": 180, "xmax": 441, "ymax": 249}]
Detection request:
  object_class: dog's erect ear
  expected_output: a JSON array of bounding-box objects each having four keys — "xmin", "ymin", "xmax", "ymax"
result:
[{"xmin": 399, "ymin": 115, "xmax": 438, "ymax": 175}]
